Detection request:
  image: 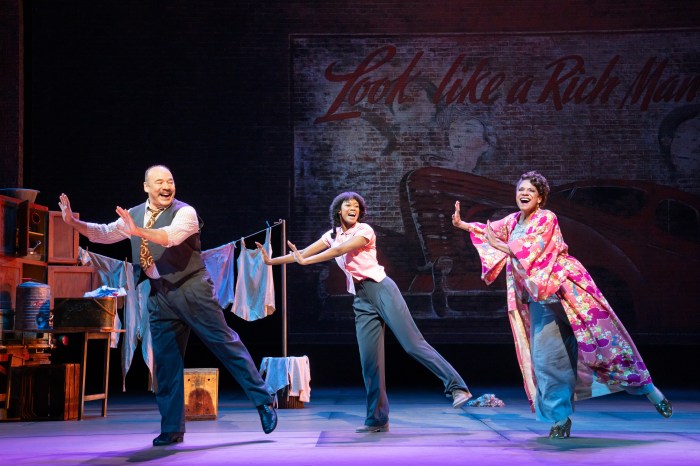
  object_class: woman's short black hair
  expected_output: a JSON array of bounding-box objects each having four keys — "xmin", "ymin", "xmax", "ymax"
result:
[
  {"xmin": 518, "ymin": 171, "xmax": 550, "ymax": 207},
  {"xmin": 329, "ymin": 192, "xmax": 367, "ymax": 238}
]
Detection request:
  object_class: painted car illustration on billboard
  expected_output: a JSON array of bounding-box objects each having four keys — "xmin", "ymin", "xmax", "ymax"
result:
[{"xmin": 399, "ymin": 167, "xmax": 700, "ymax": 342}]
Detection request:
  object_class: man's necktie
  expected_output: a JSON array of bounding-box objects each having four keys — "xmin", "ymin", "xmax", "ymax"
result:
[{"xmin": 139, "ymin": 207, "xmax": 164, "ymax": 270}]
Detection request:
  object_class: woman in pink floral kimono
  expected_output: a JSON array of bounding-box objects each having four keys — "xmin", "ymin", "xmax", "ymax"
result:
[{"xmin": 452, "ymin": 171, "xmax": 672, "ymax": 439}]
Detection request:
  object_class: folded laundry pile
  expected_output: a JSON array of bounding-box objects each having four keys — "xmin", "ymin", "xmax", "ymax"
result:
[
  {"xmin": 467, "ymin": 393, "xmax": 505, "ymax": 407},
  {"xmin": 83, "ymin": 286, "xmax": 126, "ymax": 298}
]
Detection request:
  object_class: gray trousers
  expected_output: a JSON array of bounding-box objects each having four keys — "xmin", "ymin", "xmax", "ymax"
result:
[
  {"xmin": 353, "ymin": 277, "xmax": 468, "ymax": 426},
  {"xmin": 149, "ymin": 270, "xmax": 273, "ymax": 433}
]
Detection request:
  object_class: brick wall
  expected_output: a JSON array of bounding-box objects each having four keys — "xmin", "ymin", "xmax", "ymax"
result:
[
  {"xmin": 17, "ymin": 1, "xmax": 700, "ymax": 243},
  {"xmin": 10, "ymin": 0, "xmax": 700, "ymax": 344}
]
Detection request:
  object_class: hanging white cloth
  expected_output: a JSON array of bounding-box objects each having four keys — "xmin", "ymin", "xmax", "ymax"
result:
[
  {"xmin": 135, "ymin": 279, "xmax": 155, "ymax": 391},
  {"xmin": 259, "ymin": 356, "xmax": 311, "ymax": 403},
  {"xmin": 231, "ymin": 228, "xmax": 276, "ymax": 321},
  {"xmin": 259, "ymin": 357, "xmax": 290, "ymax": 396},
  {"xmin": 78, "ymin": 251, "xmax": 126, "ymax": 348},
  {"xmin": 287, "ymin": 356, "xmax": 311, "ymax": 402},
  {"xmin": 79, "ymin": 250, "xmax": 126, "ymax": 348},
  {"xmin": 202, "ymin": 241, "xmax": 236, "ymax": 308},
  {"xmin": 80, "ymin": 248, "xmax": 155, "ymax": 392}
]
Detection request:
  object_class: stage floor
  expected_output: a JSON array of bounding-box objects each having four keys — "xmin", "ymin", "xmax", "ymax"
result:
[{"xmin": 0, "ymin": 385, "xmax": 698, "ymax": 466}]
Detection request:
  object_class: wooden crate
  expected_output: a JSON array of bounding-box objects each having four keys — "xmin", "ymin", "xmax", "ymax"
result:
[
  {"xmin": 52, "ymin": 297, "xmax": 117, "ymax": 329},
  {"xmin": 48, "ymin": 211, "xmax": 80, "ymax": 264},
  {"xmin": 0, "ymin": 335, "xmax": 52, "ymax": 365},
  {"xmin": 6, "ymin": 363, "xmax": 80, "ymax": 421},
  {"xmin": 184, "ymin": 368, "xmax": 218, "ymax": 420},
  {"xmin": 0, "ymin": 194, "xmax": 22, "ymax": 257},
  {"xmin": 0, "ymin": 353, "xmax": 19, "ymax": 420},
  {"xmin": 0, "ymin": 259, "xmax": 21, "ymax": 311},
  {"xmin": 17, "ymin": 203, "xmax": 48, "ymax": 261},
  {"xmin": 47, "ymin": 266, "xmax": 98, "ymax": 310}
]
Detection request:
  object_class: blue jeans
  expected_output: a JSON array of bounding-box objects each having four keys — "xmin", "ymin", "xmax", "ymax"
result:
[
  {"xmin": 529, "ymin": 298, "xmax": 655, "ymax": 423},
  {"xmin": 529, "ymin": 299, "xmax": 578, "ymax": 423}
]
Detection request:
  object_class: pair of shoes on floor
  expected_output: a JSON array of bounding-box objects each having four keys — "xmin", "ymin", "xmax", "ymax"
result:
[
  {"xmin": 356, "ymin": 423, "xmax": 389, "ymax": 433},
  {"xmin": 653, "ymin": 398, "xmax": 673, "ymax": 418},
  {"xmin": 257, "ymin": 404, "xmax": 278, "ymax": 434},
  {"xmin": 152, "ymin": 432, "xmax": 184, "ymax": 446},
  {"xmin": 451, "ymin": 389, "xmax": 472, "ymax": 409},
  {"xmin": 548, "ymin": 418, "xmax": 572, "ymax": 439}
]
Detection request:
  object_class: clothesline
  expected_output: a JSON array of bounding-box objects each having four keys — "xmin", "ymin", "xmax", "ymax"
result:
[
  {"xmin": 82, "ymin": 218, "xmax": 290, "ymax": 358},
  {"xmin": 226, "ymin": 218, "xmax": 289, "ymax": 356},
  {"xmin": 228, "ymin": 219, "xmax": 285, "ymax": 247}
]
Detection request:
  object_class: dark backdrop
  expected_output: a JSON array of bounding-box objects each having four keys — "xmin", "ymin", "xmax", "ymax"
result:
[{"xmin": 13, "ymin": 1, "xmax": 700, "ymax": 392}]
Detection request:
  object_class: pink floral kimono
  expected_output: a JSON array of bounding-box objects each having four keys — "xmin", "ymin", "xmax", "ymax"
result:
[{"xmin": 468, "ymin": 208, "xmax": 652, "ymax": 408}]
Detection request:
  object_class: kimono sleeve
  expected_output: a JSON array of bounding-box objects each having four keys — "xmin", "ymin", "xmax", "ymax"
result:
[{"xmin": 468, "ymin": 216, "xmax": 512, "ymax": 285}]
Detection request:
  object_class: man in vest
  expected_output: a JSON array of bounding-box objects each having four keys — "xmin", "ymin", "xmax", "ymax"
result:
[{"xmin": 58, "ymin": 164, "xmax": 277, "ymax": 446}]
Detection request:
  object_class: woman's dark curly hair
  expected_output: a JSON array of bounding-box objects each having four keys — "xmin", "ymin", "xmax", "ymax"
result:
[
  {"xmin": 329, "ymin": 191, "xmax": 367, "ymax": 239},
  {"xmin": 518, "ymin": 171, "xmax": 550, "ymax": 207}
]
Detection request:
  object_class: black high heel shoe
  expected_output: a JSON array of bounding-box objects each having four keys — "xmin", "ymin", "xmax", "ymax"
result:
[
  {"xmin": 548, "ymin": 418, "xmax": 572, "ymax": 439},
  {"xmin": 654, "ymin": 398, "xmax": 673, "ymax": 418}
]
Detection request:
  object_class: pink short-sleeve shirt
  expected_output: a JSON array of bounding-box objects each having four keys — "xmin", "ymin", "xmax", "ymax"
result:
[{"xmin": 321, "ymin": 222, "xmax": 386, "ymax": 294}]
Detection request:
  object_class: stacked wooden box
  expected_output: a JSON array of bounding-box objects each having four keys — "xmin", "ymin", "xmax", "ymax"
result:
[
  {"xmin": 184, "ymin": 368, "xmax": 219, "ymax": 420},
  {"xmin": 6, "ymin": 363, "xmax": 80, "ymax": 420}
]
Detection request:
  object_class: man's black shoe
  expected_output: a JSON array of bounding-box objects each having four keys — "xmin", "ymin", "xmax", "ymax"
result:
[
  {"xmin": 257, "ymin": 404, "xmax": 278, "ymax": 434},
  {"xmin": 152, "ymin": 432, "xmax": 184, "ymax": 446}
]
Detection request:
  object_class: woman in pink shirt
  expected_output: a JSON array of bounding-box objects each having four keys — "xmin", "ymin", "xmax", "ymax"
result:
[{"xmin": 258, "ymin": 191, "xmax": 471, "ymax": 433}]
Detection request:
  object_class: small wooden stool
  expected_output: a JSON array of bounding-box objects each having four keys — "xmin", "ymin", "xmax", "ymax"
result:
[
  {"xmin": 259, "ymin": 356, "xmax": 311, "ymax": 409},
  {"xmin": 184, "ymin": 368, "xmax": 218, "ymax": 420}
]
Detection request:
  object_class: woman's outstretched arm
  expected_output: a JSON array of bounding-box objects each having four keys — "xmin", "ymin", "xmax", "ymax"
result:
[
  {"xmin": 256, "ymin": 238, "xmax": 329, "ymax": 266},
  {"xmin": 289, "ymin": 235, "xmax": 368, "ymax": 266}
]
